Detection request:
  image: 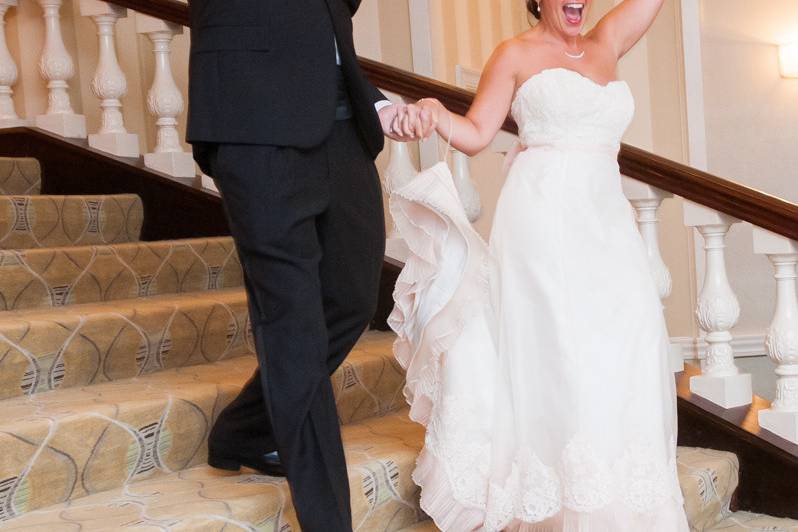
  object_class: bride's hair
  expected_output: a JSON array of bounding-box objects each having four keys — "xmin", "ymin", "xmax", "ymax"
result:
[{"xmin": 526, "ymin": 0, "xmax": 542, "ymax": 20}]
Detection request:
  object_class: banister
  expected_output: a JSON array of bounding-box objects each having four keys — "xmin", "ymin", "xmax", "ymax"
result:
[
  {"xmin": 108, "ymin": 0, "xmax": 798, "ymax": 242},
  {"xmin": 113, "ymin": 0, "xmax": 189, "ymax": 26}
]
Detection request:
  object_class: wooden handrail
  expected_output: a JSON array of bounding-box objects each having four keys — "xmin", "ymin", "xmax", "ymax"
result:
[
  {"xmin": 110, "ymin": 0, "xmax": 798, "ymax": 242},
  {"xmin": 114, "ymin": 0, "xmax": 189, "ymax": 26}
]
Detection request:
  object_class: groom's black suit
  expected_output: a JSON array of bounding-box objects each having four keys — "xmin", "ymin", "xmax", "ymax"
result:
[{"xmin": 187, "ymin": 1, "xmax": 387, "ymax": 530}]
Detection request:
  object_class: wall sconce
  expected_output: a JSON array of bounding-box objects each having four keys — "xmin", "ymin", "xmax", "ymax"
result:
[{"xmin": 779, "ymin": 42, "xmax": 798, "ymax": 78}]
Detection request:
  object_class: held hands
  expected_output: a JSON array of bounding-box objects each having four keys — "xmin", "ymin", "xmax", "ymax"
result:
[{"xmin": 379, "ymin": 100, "xmax": 442, "ymax": 142}]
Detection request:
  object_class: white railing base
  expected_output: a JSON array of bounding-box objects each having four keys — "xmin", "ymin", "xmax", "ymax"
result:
[
  {"xmin": 200, "ymin": 173, "xmax": 217, "ymax": 192},
  {"xmin": 89, "ymin": 131, "xmax": 139, "ymax": 158},
  {"xmin": 35, "ymin": 113, "xmax": 86, "ymax": 138},
  {"xmin": 145, "ymin": 151, "xmax": 195, "ymax": 178},
  {"xmin": 669, "ymin": 343, "xmax": 685, "ymax": 373},
  {"xmin": 759, "ymin": 409, "xmax": 798, "ymax": 444},
  {"xmin": 690, "ymin": 373, "xmax": 753, "ymax": 409},
  {"xmin": 0, "ymin": 117, "xmax": 27, "ymax": 128}
]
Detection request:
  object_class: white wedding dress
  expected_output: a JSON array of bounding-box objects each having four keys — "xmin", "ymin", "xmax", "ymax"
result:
[{"xmin": 388, "ymin": 68, "xmax": 690, "ymax": 532}]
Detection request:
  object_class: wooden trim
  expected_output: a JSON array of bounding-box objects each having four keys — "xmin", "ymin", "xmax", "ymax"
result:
[{"xmin": 113, "ymin": 0, "xmax": 189, "ymax": 26}]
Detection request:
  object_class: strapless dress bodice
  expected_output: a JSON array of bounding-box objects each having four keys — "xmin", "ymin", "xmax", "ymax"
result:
[{"xmin": 511, "ymin": 67, "xmax": 634, "ymax": 150}]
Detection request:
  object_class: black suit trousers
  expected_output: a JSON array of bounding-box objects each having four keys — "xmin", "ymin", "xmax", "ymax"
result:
[{"xmin": 202, "ymin": 119, "xmax": 385, "ymax": 531}]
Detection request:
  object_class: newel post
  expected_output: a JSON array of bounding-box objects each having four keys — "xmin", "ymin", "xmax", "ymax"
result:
[
  {"xmin": 34, "ymin": 0, "xmax": 87, "ymax": 138},
  {"xmin": 136, "ymin": 14, "xmax": 195, "ymax": 177},
  {"xmin": 753, "ymin": 228, "xmax": 798, "ymax": 443},
  {"xmin": 80, "ymin": 0, "xmax": 139, "ymax": 157},
  {"xmin": 684, "ymin": 203, "xmax": 752, "ymax": 408},
  {"xmin": 0, "ymin": 0, "xmax": 25, "ymax": 128}
]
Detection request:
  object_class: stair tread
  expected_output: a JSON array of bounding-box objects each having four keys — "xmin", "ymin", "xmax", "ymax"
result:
[
  {"xmin": 0, "ymin": 331, "xmax": 404, "ymax": 522},
  {"xmin": 0, "ymin": 194, "xmax": 143, "ymax": 250},
  {"xmin": 0, "ymin": 288, "xmax": 253, "ymax": 400},
  {"xmin": 0, "ymin": 410, "xmax": 426, "ymax": 531},
  {"xmin": 0, "ymin": 235, "xmax": 241, "ymax": 311},
  {"xmin": 708, "ymin": 511, "xmax": 798, "ymax": 531}
]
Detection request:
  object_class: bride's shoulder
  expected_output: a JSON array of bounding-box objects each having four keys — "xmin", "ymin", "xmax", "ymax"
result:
[
  {"xmin": 482, "ymin": 37, "xmax": 524, "ymax": 78},
  {"xmin": 487, "ymin": 33, "xmax": 538, "ymax": 73},
  {"xmin": 495, "ymin": 31, "xmax": 541, "ymax": 57}
]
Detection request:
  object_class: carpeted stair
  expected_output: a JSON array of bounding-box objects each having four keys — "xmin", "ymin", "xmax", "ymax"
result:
[
  {"xmin": 0, "ymin": 236, "xmax": 242, "ymax": 311},
  {"xmin": 0, "ymin": 194, "xmax": 143, "ymax": 249},
  {"xmin": 0, "ymin": 156, "xmax": 795, "ymax": 531},
  {"xmin": 0, "ymin": 157, "xmax": 41, "ymax": 196}
]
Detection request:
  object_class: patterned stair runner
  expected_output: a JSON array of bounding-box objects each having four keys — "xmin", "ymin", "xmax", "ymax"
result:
[
  {"xmin": 0, "ymin": 236, "xmax": 242, "ymax": 311},
  {"xmin": 0, "ymin": 194, "xmax": 143, "ymax": 249},
  {"xmin": 0, "ymin": 332, "xmax": 405, "ymax": 523},
  {"xmin": 0, "ymin": 289, "xmax": 252, "ymax": 400},
  {"xmin": 0, "ymin": 157, "xmax": 41, "ymax": 196}
]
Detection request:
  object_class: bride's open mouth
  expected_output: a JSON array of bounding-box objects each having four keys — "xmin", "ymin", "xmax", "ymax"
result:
[{"xmin": 563, "ymin": 2, "xmax": 585, "ymax": 26}]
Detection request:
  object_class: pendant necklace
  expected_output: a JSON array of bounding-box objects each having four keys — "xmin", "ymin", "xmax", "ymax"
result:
[{"xmin": 565, "ymin": 37, "xmax": 585, "ymax": 59}]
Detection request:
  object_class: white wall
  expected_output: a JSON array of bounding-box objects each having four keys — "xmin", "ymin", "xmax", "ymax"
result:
[{"xmin": 699, "ymin": 0, "xmax": 798, "ymax": 344}]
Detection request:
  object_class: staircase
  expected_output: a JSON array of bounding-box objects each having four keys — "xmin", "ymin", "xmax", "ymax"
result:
[{"xmin": 0, "ymin": 156, "xmax": 794, "ymax": 531}]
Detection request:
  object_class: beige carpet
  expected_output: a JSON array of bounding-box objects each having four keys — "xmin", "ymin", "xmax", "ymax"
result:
[
  {"xmin": 0, "ymin": 194, "xmax": 143, "ymax": 249},
  {"xmin": 0, "ymin": 236, "xmax": 242, "ymax": 310},
  {"xmin": 0, "ymin": 157, "xmax": 41, "ymax": 195}
]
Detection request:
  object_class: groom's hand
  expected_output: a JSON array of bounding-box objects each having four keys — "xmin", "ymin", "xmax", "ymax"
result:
[{"xmin": 379, "ymin": 103, "xmax": 431, "ymax": 142}]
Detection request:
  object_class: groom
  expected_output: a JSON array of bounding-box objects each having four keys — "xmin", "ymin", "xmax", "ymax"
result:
[{"xmin": 186, "ymin": 0, "xmax": 429, "ymax": 531}]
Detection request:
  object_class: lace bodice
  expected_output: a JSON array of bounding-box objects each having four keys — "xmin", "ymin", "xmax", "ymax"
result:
[{"xmin": 511, "ymin": 67, "xmax": 634, "ymax": 149}]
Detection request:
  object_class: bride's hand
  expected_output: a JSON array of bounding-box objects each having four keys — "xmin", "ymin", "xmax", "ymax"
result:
[
  {"xmin": 417, "ymin": 98, "xmax": 444, "ymax": 140},
  {"xmin": 381, "ymin": 102, "xmax": 431, "ymax": 142}
]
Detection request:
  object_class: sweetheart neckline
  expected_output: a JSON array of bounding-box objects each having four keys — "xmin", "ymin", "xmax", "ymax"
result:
[{"xmin": 514, "ymin": 67, "xmax": 628, "ymax": 98}]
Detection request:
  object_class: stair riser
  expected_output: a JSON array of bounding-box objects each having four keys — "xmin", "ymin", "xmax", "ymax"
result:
[
  {"xmin": 0, "ymin": 194, "xmax": 143, "ymax": 250},
  {"xmin": 0, "ymin": 237, "xmax": 242, "ymax": 311},
  {"xmin": 0, "ymin": 292, "xmax": 254, "ymax": 400},
  {"xmin": 0, "ymin": 157, "xmax": 41, "ymax": 196},
  {"xmin": 0, "ymin": 341, "xmax": 406, "ymax": 521}
]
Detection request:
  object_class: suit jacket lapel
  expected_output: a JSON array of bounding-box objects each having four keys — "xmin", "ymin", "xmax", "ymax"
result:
[{"xmin": 322, "ymin": 0, "xmax": 354, "ymax": 54}]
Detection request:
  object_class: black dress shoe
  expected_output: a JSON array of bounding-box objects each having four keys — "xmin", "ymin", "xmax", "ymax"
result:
[{"xmin": 208, "ymin": 449, "xmax": 286, "ymax": 477}]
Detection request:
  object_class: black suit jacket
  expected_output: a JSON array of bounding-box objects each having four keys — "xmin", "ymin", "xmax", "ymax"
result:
[{"xmin": 187, "ymin": 0, "xmax": 386, "ymax": 157}]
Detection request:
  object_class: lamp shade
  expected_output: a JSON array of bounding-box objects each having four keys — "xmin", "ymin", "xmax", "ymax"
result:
[{"xmin": 779, "ymin": 42, "xmax": 798, "ymax": 78}]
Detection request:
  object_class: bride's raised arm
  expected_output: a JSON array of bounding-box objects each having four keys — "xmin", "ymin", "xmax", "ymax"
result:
[
  {"xmin": 592, "ymin": 0, "xmax": 664, "ymax": 58},
  {"xmin": 414, "ymin": 41, "xmax": 520, "ymax": 157}
]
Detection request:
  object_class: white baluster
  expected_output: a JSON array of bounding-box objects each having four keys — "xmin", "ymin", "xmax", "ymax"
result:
[
  {"xmin": 684, "ymin": 203, "xmax": 752, "ymax": 408},
  {"xmin": 34, "ymin": 0, "xmax": 86, "ymax": 138},
  {"xmin": 622, "ymin": 178, "xmax": 684, "ymax": 372},
  {"xmin": 753, "ymin": 228, "xmax": 798, "ymax": 443},
  {"xmin": 383, "ymin": 139, "xmax": 418, "ymax": 262},
  {"xmin": 450, "ymin": 148, "xmax": 481, "ymax": 223},
  {"xmin": 136, "ymin": 14, "xmax": 195, "ymax": 177},
  {"xmin": 0, "ymin": 0, "xmax": 25, "ymax": 128},
  {"xmin": 80, "ymin": 0, "xmax": 138, "ymax": 157}
]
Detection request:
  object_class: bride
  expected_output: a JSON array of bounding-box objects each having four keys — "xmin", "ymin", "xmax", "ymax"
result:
[{"xmin": 387, "ymin": 0, "xmax": 690, "ymax": 530}]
